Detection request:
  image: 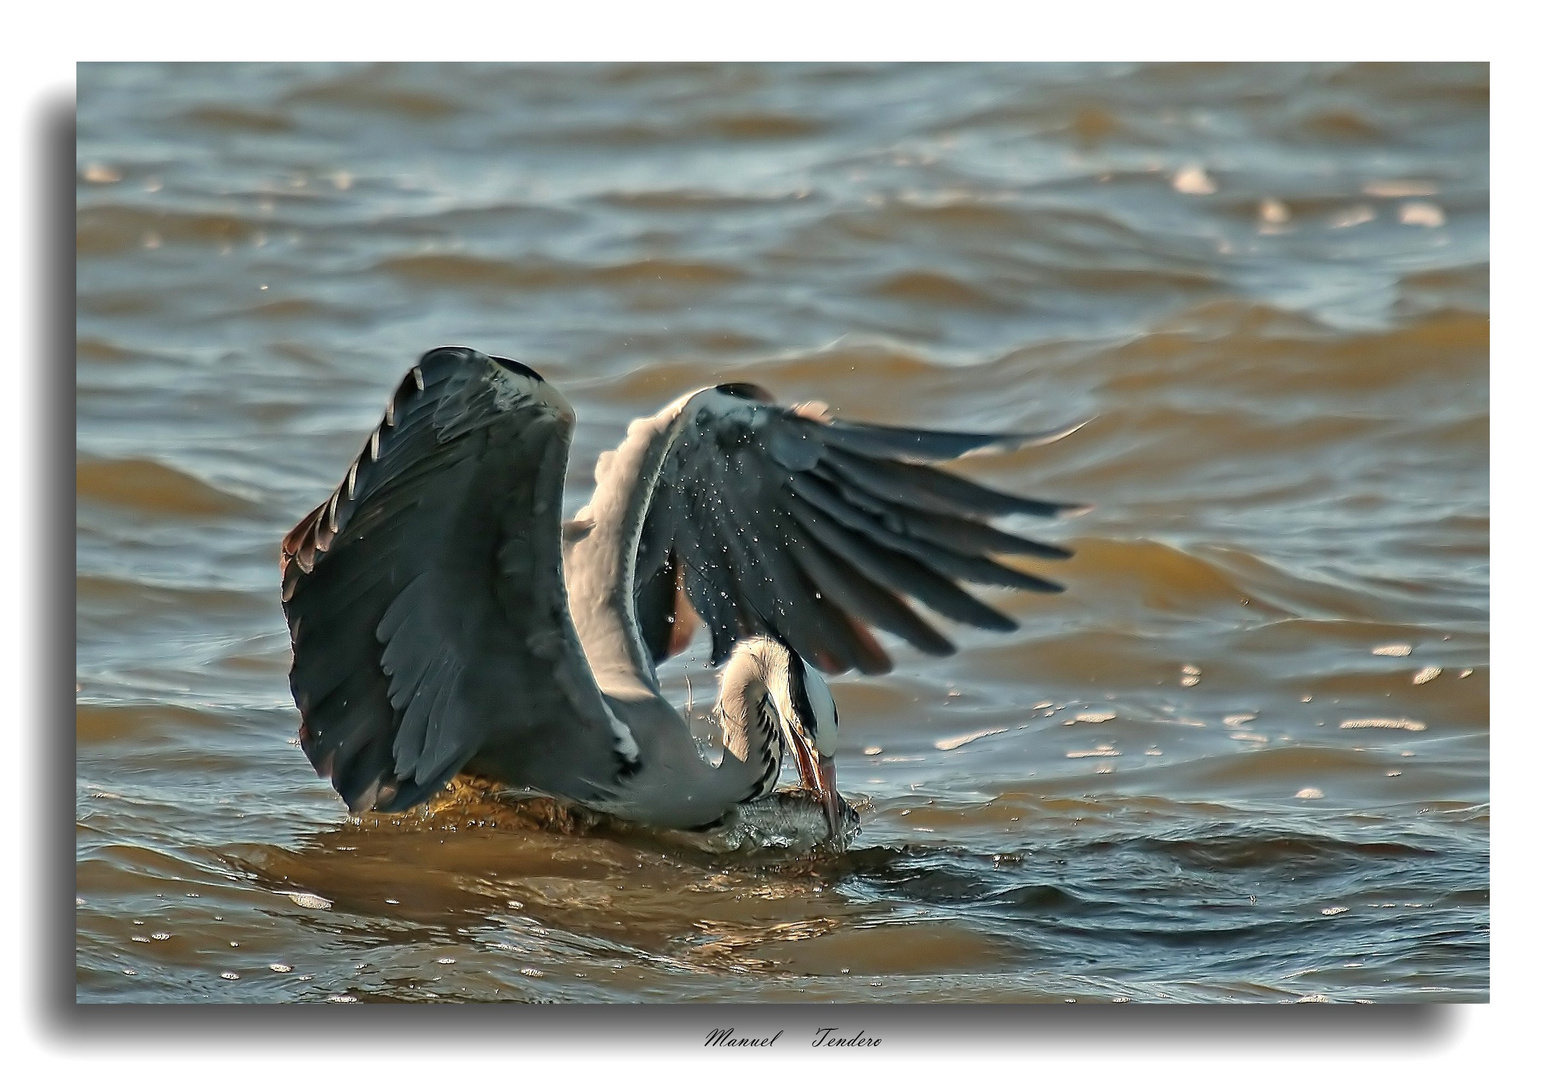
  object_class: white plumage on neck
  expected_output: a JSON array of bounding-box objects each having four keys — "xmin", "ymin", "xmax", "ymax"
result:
[{"xmin": 714, "ymin": 639, "xmax": 799, "ymax": 801}]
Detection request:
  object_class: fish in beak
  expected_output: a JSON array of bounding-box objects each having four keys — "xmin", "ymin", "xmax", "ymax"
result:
[{"xmin": 784, "ymin": 722, "xmax": 850, "ymax": 844}]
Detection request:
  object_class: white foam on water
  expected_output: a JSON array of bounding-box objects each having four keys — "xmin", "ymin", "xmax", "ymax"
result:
[
  {"xmin": 1173, "ymin": 166, "xmax": 1216, "ymax": 195},
  {"xmin": 935, "ymin": 728, "xmax": 1007, "ymax": 751},
  {"xmin": 1329, "ymin": 205, "xmax": 1376, "ymax": 228},
  {"xmin": 1399, "ymin": 201, "xmax": 1446, "ymax": 227},
  {"xmin": 1339, "ymin": 718, "xmax": 1426, "ymax": 731},
  {"xmin": 282, "ymin": 892, "xmax": 332, "ymax": 910}
]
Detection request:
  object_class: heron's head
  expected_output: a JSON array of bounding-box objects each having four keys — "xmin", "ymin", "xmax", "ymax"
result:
[
  {"xmin": 760, "ymin": 645, "xmax": 850, "ymax": 842},
  {"xmin": 718, "ymin": 637, "xmax": 854, "ymax": 842}
]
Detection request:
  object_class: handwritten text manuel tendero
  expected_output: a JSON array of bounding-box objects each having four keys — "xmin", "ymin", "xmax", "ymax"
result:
[{"xmin": 705, "ymin": 1028, "xmax": 882, "ymax": 1048}]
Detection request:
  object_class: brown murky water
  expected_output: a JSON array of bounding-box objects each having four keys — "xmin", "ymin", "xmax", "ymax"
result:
[{"xmin": 76, "ymin": 63, "xmax": 1488, "ymax": 1003}]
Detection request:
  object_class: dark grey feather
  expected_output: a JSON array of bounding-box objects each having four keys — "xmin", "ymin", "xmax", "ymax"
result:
[
  {"xmin": 627, "ymin": 386, "xmax": 1080, "ymax": 675},
  {"xmin": 789, "ymin": 472, "xmax": 1065, "ymax": 593},
  {"xmin": 281, "ymin": 347, "xmax": 629, "ymax": 814},
  {"xmin": 816, "ymin": 417, "xmax": 1083, "ymax": 463}
]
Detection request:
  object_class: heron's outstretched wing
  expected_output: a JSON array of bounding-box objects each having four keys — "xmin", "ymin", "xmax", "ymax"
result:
[
  {"xmin": 281, "ymin": 347, "xmax": 636, "ymax": 814},
  {"xmin": 631, "ymin": 385, "xmax": 1086, "ymax": 675}
]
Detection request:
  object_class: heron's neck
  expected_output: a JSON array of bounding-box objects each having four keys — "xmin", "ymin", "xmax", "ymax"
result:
[
  {"xmin": 712, "ymin": 641, "xmax": 789, "ymax": 802},
  {"xmin": 598, "ymin": 688, "xmax": 777, "ymax": 830},
  {"xmin": 588, "ymin": 640, "xmax": 787, "ymax": 830}
]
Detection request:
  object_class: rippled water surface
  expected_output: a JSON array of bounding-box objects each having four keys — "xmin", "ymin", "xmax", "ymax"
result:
[{"xmin": 76, "ymin": 63, "xmax": 1488, "ymax": 1004}]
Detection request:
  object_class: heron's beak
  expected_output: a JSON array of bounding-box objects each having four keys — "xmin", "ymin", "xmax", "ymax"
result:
[
  {"xmin": 786, "ymin": 727, "xmax": 849, "ymax": 843},
  {"xmin": 815, "ymin": 753, "xmax": 845, "ymax": 840}
]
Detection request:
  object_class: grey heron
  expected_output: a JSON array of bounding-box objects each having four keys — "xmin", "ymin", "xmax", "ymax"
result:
[{"xmin": 280, "ymin": 347, "xmax": 1084, "ymax": 843}]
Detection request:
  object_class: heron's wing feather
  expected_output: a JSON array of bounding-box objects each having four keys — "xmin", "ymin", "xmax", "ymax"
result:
[
  {"xmin": 637, "ymin": 389, "xmax": 1084, "ymax": 674},
  {"xmin": 281, "ymin": 348, "xmax": 634, "ymax": 814}
]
